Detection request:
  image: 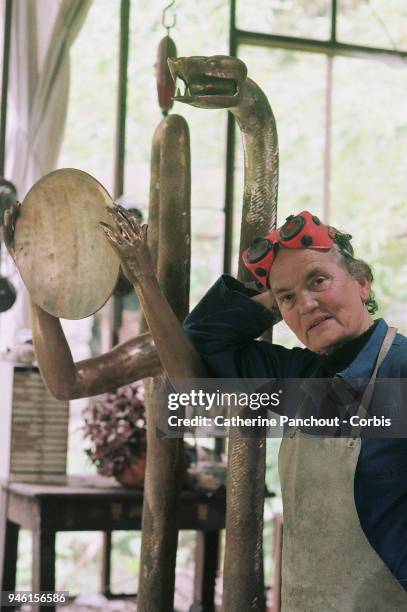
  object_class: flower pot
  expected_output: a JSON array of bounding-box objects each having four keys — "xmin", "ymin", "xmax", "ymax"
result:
[{"xmin": 116, "ymin": 457, "xmax": 146, "ymax": 488}]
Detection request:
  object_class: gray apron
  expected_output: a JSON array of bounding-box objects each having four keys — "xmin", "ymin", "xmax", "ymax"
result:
[{"xmin": 278, "ymin": 327, "xmax": 407, "ymax": 611}]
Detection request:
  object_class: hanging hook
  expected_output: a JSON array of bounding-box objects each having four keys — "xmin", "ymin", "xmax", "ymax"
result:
[{"xmin": 162, "ymin": 0, "xmax": 176, "ymax": 34}]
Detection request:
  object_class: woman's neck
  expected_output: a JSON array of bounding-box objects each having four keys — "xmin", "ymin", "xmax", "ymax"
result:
[{"xmin": 317, "ymin": 319, "xmax": 379, "ymax": 376}]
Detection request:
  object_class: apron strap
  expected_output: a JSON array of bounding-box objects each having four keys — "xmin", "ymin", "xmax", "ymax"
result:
[{"xmin": 347, "ymin": 326, "xmax": 397, "ymax": 444}]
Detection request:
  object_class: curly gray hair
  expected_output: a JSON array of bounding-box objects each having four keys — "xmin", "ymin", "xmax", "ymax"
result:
[{"xmin": 331, "ymin": 229, "xmax": 378, "ymax": 315}]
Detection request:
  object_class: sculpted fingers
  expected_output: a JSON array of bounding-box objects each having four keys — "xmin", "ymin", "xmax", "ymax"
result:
[
  {"xmin": 2, "ymin": 219, "xmax": 11, "ymax": 251},
  {"xmin": 4, "ymin": 202, "xmax": 19, "ymax": 230},
  {"xmin": 115, "ymin": 204, "xmax": 145, "ymax": 238},
  {"xmin": 99, "ymin": 221, "xmax": 127, "ymax": 248},
  {"xmin": 106, "ymin": 207, "xmax": 132, "ymax": 241},
  {"xmin": 3, "ymin": 207, "xmax": 11, "ymax": 232},
  {"xmin": 107, "ymin": 205, "xmax": 143, "ymax": 243},
  {"xmin": 3, "ymin": 204, "xmax": 17, "ymax": 244},
  {"xmin": 106, "ymin": 206, "xmax": 147, "ymax": 245},
  {"xmin": 2, "ymin": 203, "xmax": 21, "ymax": 261},
  {"xmin": 125, "ymin": 210, "xmax": 145, "ymax": 236}
]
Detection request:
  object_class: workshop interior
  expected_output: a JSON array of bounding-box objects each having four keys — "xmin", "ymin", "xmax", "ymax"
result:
[{"xmin": 0, "ymin": 1, "xmax": 406, "ymax": 611}]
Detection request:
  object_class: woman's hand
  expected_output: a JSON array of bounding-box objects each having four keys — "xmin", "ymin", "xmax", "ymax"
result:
[
  {"xmin": 251, "ymin": 290, "xmax": 274, "ymax": 309},
  {"xmin": 251, "ymin": 289, "xmax": 282, "ymax": 324},
  {"xmin": 2, "ymin": 202, "xmax": 21, "ymax": 263},
  {"xmin": 100, "ymin": 204, "xmax": 155, "ymax": 287}
]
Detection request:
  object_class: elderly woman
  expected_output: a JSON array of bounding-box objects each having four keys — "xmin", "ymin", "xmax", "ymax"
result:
[
  {"xmin": 182, "ymin": 210, "xmax": 407, "ymax": 610},
  {"xmin": 3, "ymin": 205, "xmax": 407, "ymax": 610}
]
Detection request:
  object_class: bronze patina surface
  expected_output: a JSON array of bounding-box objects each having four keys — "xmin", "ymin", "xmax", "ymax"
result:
[
  {"xmin": 4, "ymin": 55, "xmax": 279, "ymax": 612},
  {"xmin": 15, "ymin": 168, "xmax": 120, "ymax": 319},
  {"xmin": 101, "ymin": 114, "xmax": 200, "ymax": 612},
  {"xmin": 169, "ymin": 55, "xmax": 279, "ymax": 611}
]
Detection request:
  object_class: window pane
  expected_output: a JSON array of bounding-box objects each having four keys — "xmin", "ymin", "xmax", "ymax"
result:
[
  {"xmin": 58, "ymin": 0, "xmax": 119, "ymax": 194},
  {"xmin": 337, "ymin": 0, "xmax": 407, "ymax": 51},
  {"xmin": 331, "ymin": 56, "xmax": 407, "ymax": 332},
  {"xmin": 189, "ymin": 209, "xmax": 224, "ymax": 306},
  {"xmin": 237, "ymin": 0, "xmax": 331, "ymax": 40}
]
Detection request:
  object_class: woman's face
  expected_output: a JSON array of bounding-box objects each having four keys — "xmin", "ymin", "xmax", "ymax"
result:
[{"xmin": 268, "ymin": 248, "xmax": 373, "ymax": 354}]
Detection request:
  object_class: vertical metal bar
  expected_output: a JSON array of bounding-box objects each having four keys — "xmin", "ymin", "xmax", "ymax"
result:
[
  {"xmin": 193, "ymin": 531, "xmax": 219, "ymax": 611},
  {"xmin": 229, "ymin": 0, "xmax": 237, "ymax": 78},
  {"xmin": 100, "ymin": 531, "xmax": 113, "ymax": 597},
  {"xmin": 137, "ymin": 114, "xmax": 190, "ymax": 612},
  {"xmin": 223, "ymin": 118, "xmax": 236, "ymax": 275},
  {"xmin": 216, "ymin": 0, "xmax": 237, "ymax": 460},
  {"xmin": 322, "ymin": 56, "xmax": 333, "ymax": 223},
  {"xmin": 113, "ymin": 0, "xmax": 130, "ymax": 199},
  {"xmin": 0, "ymin": 0, "xmax": 13, "ymax": 176},
  {"xmin": 323, "ymin": 1, "xmax": 336, "ymax": 224},
  {"xmin": 223, "ymin": 0, "xmax": 237, "ymax": 275},
  {"xmin": 331, "ymin": 0, "xmax": 337, "ymax": 43},
  {"xmin": 112, "ymin": 0, "xmax": 131, "ymax": 346}
]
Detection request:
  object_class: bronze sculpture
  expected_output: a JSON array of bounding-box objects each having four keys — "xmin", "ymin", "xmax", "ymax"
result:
[
  {"xmin": 168, "ymin": 55, "xmax": 279, "ymax": 611},
  {"xmin": 13, "ymin": 169, "xmax": 120, "ymax": 319},
  {"xmin": 3, "ymin": 55, "xmax": 279, "ymax": 612}
]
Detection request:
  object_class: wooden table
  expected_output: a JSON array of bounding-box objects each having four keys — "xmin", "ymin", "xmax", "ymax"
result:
[{"xmin": 0, "ymin": 475, "xmax": 226, "ymax": 611}]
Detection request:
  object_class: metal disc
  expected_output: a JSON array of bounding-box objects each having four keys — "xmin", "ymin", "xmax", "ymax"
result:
[{"xmin": 15, "ymin": 168, "xmax": 120, "ymax": 319}]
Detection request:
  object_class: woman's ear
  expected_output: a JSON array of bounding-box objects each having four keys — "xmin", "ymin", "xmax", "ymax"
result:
[{"xmin": 357, "ymin": 276, "xmax": 372, "ymax": 303}]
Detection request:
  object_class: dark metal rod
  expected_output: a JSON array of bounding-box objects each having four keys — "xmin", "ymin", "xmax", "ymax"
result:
[
  {"xmin": 112, "ymin": 0, "xmax": 131, "ymax": 348},
  {"xmin": 216, "ymin": 0, "xmax": 237, "ymax": 459},
  {"xmin": 0, "ymin": 0, "xmax": 13, "ymax": 177},
  {"xmin": 223, "ymin": 0, "xmax": 237, "ymax": 276},
  {"xmin": 236, "ymin": 29, "xmax": 407, "ymax": 64},
  {"xmin": 100, "ymin": 531, "xmax": 113, "ymax": 596},
  {"xmin": 113, "ymin": 0, "xmax": 130, "ymax": 199},
  {"xmin": 331, "ymin": 0, "xmax": 337, "ymax": 43},
  {"xmin": 322, "ymin": 56, "xmax": 333, "ymax": 224},
  {"xmin": 222, "ymin": 118, "xmax": 236, "ymax": 279}
]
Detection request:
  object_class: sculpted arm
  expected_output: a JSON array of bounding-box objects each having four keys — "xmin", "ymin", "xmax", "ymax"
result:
[
  {"xmin": 3, "ymin": 203, "xmax": 162, "ymax": 400},
  {"xmin": 3, "ymin": 203, "xmax": 208, "ymax": 399},
  {"xmin": 30, "ymin": 300, "xmax": 161, "ymax": 399},
  {"xmin": 100, "ymin": 205, "xmax": 209, "ymax": 381}
]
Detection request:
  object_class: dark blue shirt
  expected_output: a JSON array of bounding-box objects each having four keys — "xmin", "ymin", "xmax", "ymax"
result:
[{"xmin": 183, "ymin": 274, "xmax": 407, "ymax": 589}]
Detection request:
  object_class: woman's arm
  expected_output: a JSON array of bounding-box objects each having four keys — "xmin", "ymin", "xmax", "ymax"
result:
[
  {"xmin": 181, "ymin": 274, "xmax": 288, "ymax": 379},
  {"xmin": 183, "ymin": 275, "xmax": 277, "ymax": 351}
]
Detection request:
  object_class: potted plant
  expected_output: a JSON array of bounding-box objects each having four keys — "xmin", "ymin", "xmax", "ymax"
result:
[{"xmin": 82, "ymin": 382, "xmax": 147, "ymax": 488}]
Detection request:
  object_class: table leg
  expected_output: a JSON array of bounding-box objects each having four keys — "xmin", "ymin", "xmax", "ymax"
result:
[
  {"xmin": 101, "ymin": 531, "xmax": 112, "ymax": 596},
  {"xmin": 1, "ymin": 520, "xmax": 19, "ymax": 592},
  {"xmin": 192, "ymin": 531, "xmax": 219, "ymax": 612},
  {"xmin": 272, "ymin": 513, "xmax": 283, "ymax": 612},
  {"xmin": 1, "ymin": 489, "xmax": 19, "ymax": 607},
  {"xmin": 32, "ymin": 528, "xmax": 56, "ymax": 612}
]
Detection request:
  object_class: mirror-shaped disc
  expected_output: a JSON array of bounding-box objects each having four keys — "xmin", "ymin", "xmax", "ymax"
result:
[{"xmin": 15, "ymin": 168, "xmax": 120, "ymax": 319}]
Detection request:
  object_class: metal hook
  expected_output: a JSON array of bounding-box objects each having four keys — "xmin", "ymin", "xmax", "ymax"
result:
[{"xmin": 162, "ymin": 0, "xmax": 176, "ymax": 34}]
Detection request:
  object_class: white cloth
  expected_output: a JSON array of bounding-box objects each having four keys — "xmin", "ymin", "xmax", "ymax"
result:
[{"xmin": 0, "ymin": 0, "xmax": 92, "ymax": 351}]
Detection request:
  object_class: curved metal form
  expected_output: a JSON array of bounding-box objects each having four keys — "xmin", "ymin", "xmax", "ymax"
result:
[
  {"xmin": 14, "ymin": 168, "xmax": 120, "ymax": 319},
  {"xmin": 137, "ymin": 113, "xmax": 191, "ymax": 611},
  {"xmin": 168, "ymin": 54, "xmax": 279, "ymax": 611}
]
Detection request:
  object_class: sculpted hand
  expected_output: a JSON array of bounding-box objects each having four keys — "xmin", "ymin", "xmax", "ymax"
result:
[
  {"xmin": 2, "ymin": 202, "xmax": 21, "ymax": 263},
  {"xmin": 100, "ymin": 204, "xmax": 155, "ymax": 287}
]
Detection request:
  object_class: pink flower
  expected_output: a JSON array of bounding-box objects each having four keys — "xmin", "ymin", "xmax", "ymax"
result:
[{"xmin": 82, "ymin": 383, "xmax": 147, "ymax": 478}]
